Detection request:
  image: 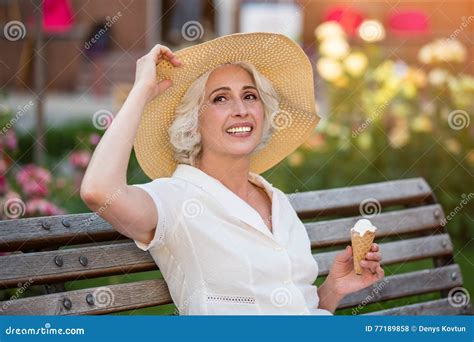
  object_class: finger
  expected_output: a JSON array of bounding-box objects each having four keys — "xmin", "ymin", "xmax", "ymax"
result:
[
  {"xmin": 335, "ymin": 245, "xmax": 353, "ymax": 263},
  {"xmin": 360, "ymin": 260, "xmax": 379, "ymax": 273},
  {"xmin": 365, "ymin": 251, "xmax": 382, "ymax": 262},
  {"xmin": 376, "ymin": 265, "xmax": 385, "ymax": 279},
  {"xmin": 370, "ymin": 243, "xmax": 379, "ymax": 252},
  {"xmin": 149, "ymin": 45, "xmax": 182, "ymax": 66}
]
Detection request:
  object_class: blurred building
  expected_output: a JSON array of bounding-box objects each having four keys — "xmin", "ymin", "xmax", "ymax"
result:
[{"xmin": 0, "ymin": 0, "xmax": 472, "ymax": 94}]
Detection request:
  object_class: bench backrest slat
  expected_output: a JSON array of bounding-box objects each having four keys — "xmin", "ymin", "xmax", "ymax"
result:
[
  {"xmin": 288, "ymin": 177, "xmax": 434, "ymax": 218},
  {"xmin": 308, "ymin": 204, "xmax": 444, "ymax": 248},
  {"xmin": 0, "ymin": 213, "xmax": 122, "ymax": 252}
]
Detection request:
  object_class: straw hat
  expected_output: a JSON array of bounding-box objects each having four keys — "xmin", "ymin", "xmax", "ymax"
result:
[{"xmin": 133, "ymin": 32, "xmax": 319, "ymax": 179}]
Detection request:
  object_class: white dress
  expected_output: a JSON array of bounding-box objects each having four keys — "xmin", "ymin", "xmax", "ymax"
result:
[{"xmin": 132, "ymin": 164, "xmax": 333, "ymax": 315}]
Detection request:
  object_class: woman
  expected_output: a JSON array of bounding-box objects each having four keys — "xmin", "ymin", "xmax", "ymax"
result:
[{"xmin": 81, "ymin": 33, "xmax": 384, "ymax": 315}]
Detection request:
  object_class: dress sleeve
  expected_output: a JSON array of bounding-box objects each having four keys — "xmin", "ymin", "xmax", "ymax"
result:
[{"xmin": 130, "ymin": 178, "xmax": 180, "ymax": 251}]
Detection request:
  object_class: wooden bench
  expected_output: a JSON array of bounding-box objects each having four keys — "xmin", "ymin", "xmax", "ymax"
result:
[{"xmin": 0, "ymin": 177, "xmax": 472, "ymax": 315}]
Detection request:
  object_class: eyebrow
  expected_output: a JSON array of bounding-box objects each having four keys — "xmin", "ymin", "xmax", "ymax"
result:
[{"xmin": 209, "ymin": 85, "xmax": 258, "ymax": 98}]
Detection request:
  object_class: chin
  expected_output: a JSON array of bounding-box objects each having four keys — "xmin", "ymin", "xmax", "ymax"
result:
[{"xmin": 225, "ymin": 144, "xmax": 259, "ymax": 157}]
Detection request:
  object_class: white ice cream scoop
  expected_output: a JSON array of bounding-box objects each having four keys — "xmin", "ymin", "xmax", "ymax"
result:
[{"xmin": 351, "ymin": 218, "xmax": 377, "ymax": 236}]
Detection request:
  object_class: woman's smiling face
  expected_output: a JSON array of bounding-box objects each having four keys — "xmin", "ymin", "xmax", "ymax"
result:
[{"xmin": 198, "ymin": 64, "xmax": 265, "ymax": 160}]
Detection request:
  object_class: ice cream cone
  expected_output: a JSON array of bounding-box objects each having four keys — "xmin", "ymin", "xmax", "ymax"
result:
[{"xmin": 351, "ymin": 229, "xmax": 376, "ymax": 275}]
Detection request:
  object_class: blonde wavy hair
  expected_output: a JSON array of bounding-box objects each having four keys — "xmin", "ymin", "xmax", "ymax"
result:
[{"xmin": 168, "ymin": 62, "xmax": 280, "ymax": 166}]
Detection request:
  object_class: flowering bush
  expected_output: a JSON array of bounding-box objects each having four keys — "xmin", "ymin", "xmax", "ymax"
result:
[
  {"xmin": 0, "ymin": 109, "xmax": 65, "ymax": 219},
  {"xmin": 275, "ymin": 19, "xmax": 473, "ymax": 241}
]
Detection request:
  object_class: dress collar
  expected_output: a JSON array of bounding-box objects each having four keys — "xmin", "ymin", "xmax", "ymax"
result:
[{"xmin": 171, "ymin": 164, "xmax": 289, "ymax": 245}]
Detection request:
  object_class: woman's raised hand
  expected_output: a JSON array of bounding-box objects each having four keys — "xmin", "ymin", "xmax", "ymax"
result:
[{"xmin": 133, "ymin": 44, "xmax": 183, "ymax": 103}]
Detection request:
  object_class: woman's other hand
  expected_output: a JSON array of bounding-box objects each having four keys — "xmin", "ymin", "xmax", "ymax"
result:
[{"xmin": 328, "ymin": 243, "xmax": 384, "ymax": 297}]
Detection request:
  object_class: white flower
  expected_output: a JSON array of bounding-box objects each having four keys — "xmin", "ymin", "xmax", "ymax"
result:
[
  {"xmin": 418, "ymin": 45, "xmax": 433, "ymax": 64},
  {"xmin": 314, "ymin": 21, "xmax": 346, "ymax": 41},
  {"xmin": 319, "ymin": 37, "xmax": 350, "ymax": 59},
  {"xmin": 446, "ymin": 39, "xmax": 467, "ymax": 63},
  {"xmin": 428, "ymin": 68, "xmax": 450, "ymax": 87},
  {"xmin": 418, "ymin": 39, "xmax": 467, "ymax": 64},
  {"xmin": 344, "ymin": 52, "xmax": 368, "ymax": 77},
  {"xmin": 317, "ymin": 57, "xmax": 344, "ymax": 82}
]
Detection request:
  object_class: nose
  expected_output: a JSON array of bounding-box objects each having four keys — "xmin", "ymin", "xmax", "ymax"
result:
[{"xmin": 231, "ymin": 98, "xmax": 248, "ymax": 117}]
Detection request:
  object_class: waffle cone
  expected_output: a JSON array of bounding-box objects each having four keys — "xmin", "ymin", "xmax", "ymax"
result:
[{"xmin": 351, "ymin": 230, "xmax": 376, "ymax": 275}]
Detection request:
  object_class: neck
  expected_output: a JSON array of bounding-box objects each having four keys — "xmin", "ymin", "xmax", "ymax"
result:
[{"xmin": 196, "ymin": 152, "xmax": 252, "ymax": 201}]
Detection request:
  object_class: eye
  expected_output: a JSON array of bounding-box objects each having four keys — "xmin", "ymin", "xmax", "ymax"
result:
[
  {"xmin": 244, "ymin": 93, "xmax": 258, "ymax": 101},
  {"xmin": 213, "ymin": 95, "xmax": 226, "ymax": 103}
]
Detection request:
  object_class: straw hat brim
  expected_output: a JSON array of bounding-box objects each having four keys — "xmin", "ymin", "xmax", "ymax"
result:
[{"xmin": 133, "ymin": 32, "xmax": 319, "ymax": 180}]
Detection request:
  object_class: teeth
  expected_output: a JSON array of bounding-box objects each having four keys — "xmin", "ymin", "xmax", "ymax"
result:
[{"xmin": 226, "ymin": 126, "xmax": 252, "ymax": 134}]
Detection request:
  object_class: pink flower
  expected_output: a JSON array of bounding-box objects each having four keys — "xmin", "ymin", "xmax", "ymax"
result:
[
  {"xmin": 69, "ymin": 150, "xmax": 91, "ymax": 169},
  {"xmin": 89, "ymin": 133, "xmax": 101, "ymax": 146},
  {"xmin": 0, "ymin": 175, "xmax": 7, "ymax": 195},
  {"xmin": 0, "ymin": 158, "xmax": 7, "ymax": 173},
  {"xmin": 15, "ymin": 164, "xmax": 52, "ymax": 198},
  {"xmin": 4, "ymin": 130, "xmax": 17, "ymax": 151},
  {"xmin": 25, "ymin": 198, "xmax": 65, "ymax": 217}
]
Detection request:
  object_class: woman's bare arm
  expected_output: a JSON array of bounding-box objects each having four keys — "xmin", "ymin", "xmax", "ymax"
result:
[{"xmin": 80, "ymin": 44, "xmax": 182, "ymax": 244}]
